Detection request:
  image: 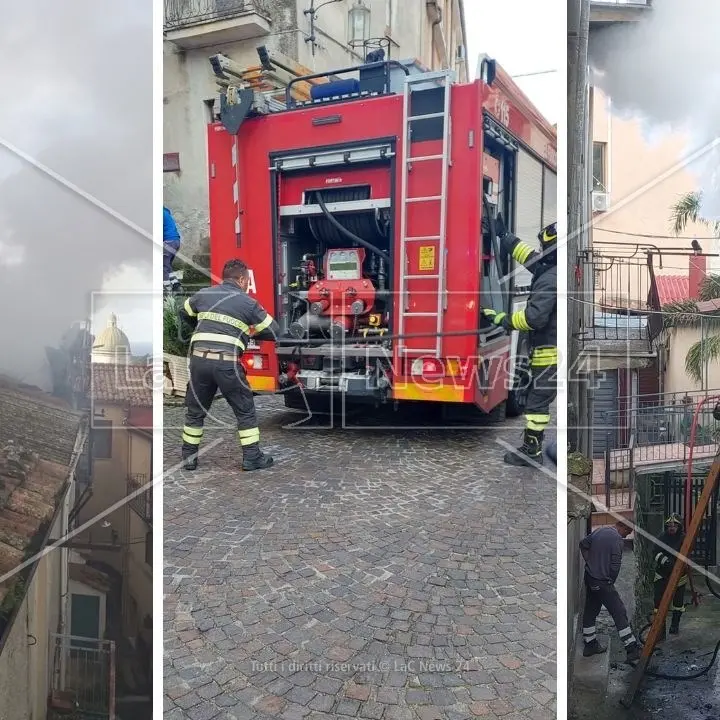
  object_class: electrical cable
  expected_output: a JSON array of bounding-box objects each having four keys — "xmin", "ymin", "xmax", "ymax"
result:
[
  {"xmin": 569, "ymin": 295, "xmax": 720, "ymax": 320},
  {"xmin": 594, "ymin": 227, "xmax": 720, "ymax": 241},
  {"xmin": 636, "ymin": 622, "xmax": 720, "ymax": 680}
]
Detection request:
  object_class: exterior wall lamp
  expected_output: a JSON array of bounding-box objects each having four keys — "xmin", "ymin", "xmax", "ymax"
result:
[{"xmin": 348, "ymin": 0, "xmax": 371, "ymax": 47}]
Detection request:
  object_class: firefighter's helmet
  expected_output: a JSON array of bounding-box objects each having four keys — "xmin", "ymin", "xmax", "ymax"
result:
[
  {"xmin": 665, "ymin": 513, "xmax": 682, "ymax": 528},
  {"xmin": 538, "ymin": 221, "xmax": 557, "ymax": 247}
]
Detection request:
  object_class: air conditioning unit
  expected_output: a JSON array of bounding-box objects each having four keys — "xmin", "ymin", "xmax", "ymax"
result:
[{"xmin": 592, "ymin": 191, "xmax": 610, "ymax": 213}]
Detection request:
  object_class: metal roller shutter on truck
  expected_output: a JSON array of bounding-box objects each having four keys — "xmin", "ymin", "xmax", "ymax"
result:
[
  {"xmin": 542, "ymin": 165, "xmax": 557, "ymax": 229},
  {"xmin": 514, "ymin": 148, "xmax": 544, "ymax": 288}
]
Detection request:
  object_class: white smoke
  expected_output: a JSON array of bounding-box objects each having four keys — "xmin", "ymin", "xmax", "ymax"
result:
[{"xmin": 589, "ymin": 0, "xmax": 720, "ymax": 219}]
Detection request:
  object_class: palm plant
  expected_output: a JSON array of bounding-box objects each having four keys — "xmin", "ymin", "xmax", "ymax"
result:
[
  {"xmin": 665, "ymin": 192, "xmax": 720, "ymax": 383},
  {"xmin": 669, "ymin": 190, "xmax": 720, "ymax": 237}
]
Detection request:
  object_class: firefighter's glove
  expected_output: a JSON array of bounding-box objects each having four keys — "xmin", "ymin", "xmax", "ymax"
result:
[
  {"xmin": 482, "ymin": 308, "xmax": 508, "ymax": 328},
  {"xmin": 494, "ymin": 213, "xmax": 508, "ymax": 239}
]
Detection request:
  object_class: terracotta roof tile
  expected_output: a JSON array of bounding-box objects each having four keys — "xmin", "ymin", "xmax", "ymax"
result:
[
  {"xmin": 90, "ymin": 363, "xmax": 153, "ymax": 407},
  {"xmin": 0, "ymin": 445, "xmax": 69, "ymax": 606},
  {"xmin": 0, "ymin": 381, "xmax": 82, "ymax": 466},
  {"xmin": 656, "ymin": 275, "xmax": 689, "ymax": 306}
]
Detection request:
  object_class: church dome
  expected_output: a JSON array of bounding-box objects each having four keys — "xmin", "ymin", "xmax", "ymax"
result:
[{"xmin": 91, "ymin": 313, "xmax": 131, "ymax": 364}]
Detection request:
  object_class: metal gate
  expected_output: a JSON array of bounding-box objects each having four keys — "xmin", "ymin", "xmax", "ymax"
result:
[
  {"xmin": 664, "ymin": 470, "xmax": 719, "ymax": 565},
  {"xmin": 48, "ymin": 634, "xmax": 116, "ymax": 719}
]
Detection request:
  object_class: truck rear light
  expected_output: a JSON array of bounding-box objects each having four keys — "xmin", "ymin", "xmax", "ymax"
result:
[
  {"xmin": 410, "ymin": 357, "xmax": 444, "ymax": 380},
  {"xmin": 244, "ymin": 354, "xmax": 267, "ymax": 370}
]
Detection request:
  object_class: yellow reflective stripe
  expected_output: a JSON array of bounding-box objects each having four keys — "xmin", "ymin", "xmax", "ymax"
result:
[
  {"xmin": 654, "ymin": 553, "xmax": 664, "ymax": 564},
  {"xmin": 672, "ymin": 605, "xmax": 686, "ymax": 612},
  {"xmin": 526, "ymin": 414, "xmax": 550, "ymax": 431},
  {"xmin": 198, "ymin": 312, "xmax": 250, "ymax": 333},
  {"xmin": 183, "ymin": 428, "xmax": 202, "ymax": 445},
  {"xmin": 254, "ymin": 313, "xmax": 274, "ymax": 333},
  {"xmin": 531, "ymin": 347, "xmax": 558, "ymax": 367},
  {"xmin": 530, "ymin": 356, "xmax": 557, "ymax": 368},
  {"xmin": 542, "ymin": 229, "xmax": 557, "ymax": 243},
  {"xmin": 183, "ymin": 426, "xmax": 203, "ymax": 437},
  {"xmin": 238, "ymin": 427, "xmax": 260, "ymax": 446},
  {"xmin": 184, "ymin": 298, "xmax": 197, "ymax": 317},
  {"xmin": 191, "ymin": 333, "xmax": 246, "ymax": 350},
  {"xmin": 511, "ymin": 310, "xmax": 532, "ymax": 331},
  {"xmin": 512, "ymin": 242, "xmax": 534, "ymax": 264}
]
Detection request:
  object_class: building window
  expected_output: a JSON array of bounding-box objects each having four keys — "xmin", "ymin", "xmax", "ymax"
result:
[
  {"xmin": 92, "ymin": 420, "xmax": 113, "ymax": 460},
  {"xmin": 145, "ymin": 532, "xmax": 152, "ymax": 567},
  {"xmin": 592, "ymin": 142, "xmax": 607, "ymax": 192}
]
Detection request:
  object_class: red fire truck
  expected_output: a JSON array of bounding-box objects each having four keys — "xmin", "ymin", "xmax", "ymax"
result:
[{"xmin": 206, "ymin": 55, "xmax": 556, "ymax": 419}]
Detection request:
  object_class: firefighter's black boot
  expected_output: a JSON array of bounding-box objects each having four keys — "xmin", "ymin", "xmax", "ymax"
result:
[
  {"xmin": 503, "ymin": 429, "xmax": 544, "ymax": 467},
  {"xmin": 582, "ymin": 639, "xmax": 607, "ymax": 657},
  {"xmin": 625, "ymin": 641, "xmax": 641, "ymax": 663},
  {"xmin": 669, "ymin": 611, "xmax": 682, "ymax": 635},
  {"xmin": 182, "ymin": 444, "xmax": 199, "ymax": 471},
  {"xmin": 242, "ymin": 442, "xmax": 274, "ymax": 471}
]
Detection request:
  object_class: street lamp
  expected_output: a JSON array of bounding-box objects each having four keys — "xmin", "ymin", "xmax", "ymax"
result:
[{"xmin": 348, "ymin": 0, "xmax": 371, "ymax": 46}]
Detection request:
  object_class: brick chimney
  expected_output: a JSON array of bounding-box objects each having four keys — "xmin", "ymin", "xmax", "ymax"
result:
[{"xmin": 689, "ymin": 254, "xmax": 707, "ymax": 299}]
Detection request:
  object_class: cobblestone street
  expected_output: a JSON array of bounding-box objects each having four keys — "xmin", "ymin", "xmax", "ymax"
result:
[{"xmin": 164, "ymin": 397, "xmax": 557, "ymax": 720}]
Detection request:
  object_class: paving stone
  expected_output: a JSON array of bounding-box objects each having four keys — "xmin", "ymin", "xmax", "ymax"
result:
[{"xmin": 163, "ymin": 400, "xmax": 556, "ymax": 720}]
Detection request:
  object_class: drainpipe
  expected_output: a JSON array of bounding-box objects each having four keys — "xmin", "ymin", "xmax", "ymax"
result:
[{"xmin": 59, "ymin": 423, "xmax": 89, "ymax": 690}]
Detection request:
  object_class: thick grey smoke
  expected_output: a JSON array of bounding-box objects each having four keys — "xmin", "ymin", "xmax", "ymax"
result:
[
  {"xmin": 0, "ymin": 0, "xmax": 152, "ymax": 388},
  {"xmin": 589, "ymin": 0, "xmax": 720, "ymax": 218}
]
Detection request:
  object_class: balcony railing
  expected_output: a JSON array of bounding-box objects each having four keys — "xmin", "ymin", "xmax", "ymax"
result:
[
  {"xmin": 128, "ymin": 474, "xmax": 152, "ymax": 525},
  {"xmin": 598, "ymin": 389, "xmax": 720, "ymax": 465},
  {"xmin": 164, "ymin": 0, "xmax": 270, "ymax": 30},
  {"xmin": 579, "ymin": 246, "xmax": 663, "ymax": 346}
]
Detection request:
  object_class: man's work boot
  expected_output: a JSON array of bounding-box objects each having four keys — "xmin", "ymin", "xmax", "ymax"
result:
[
  {"xmin": 582, "ymin": 639, "xmax": 607, "ymax": 657},
  {"xmin": 669, "ymin": 611, "xmax": 682, "ymax": 635},
  {"xmin": 625, "ymin": 641, "xmax": 641, "ymax": 663},
  {"xmin": 242, "ymin": 443, "xmax": 274, "ymax": 471},
  {"xmin": 504, "ymin": 429, "xmax": 544, "ymax": 467},
  {"xmin": 181, "ymin": 445, "xmax": 199, "ymax": 471}
]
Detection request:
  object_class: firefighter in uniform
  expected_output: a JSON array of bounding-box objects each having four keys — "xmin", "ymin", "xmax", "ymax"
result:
[
  {"xmin": 179, "ymin": 259, "xmax": 280, "ymax": 471},
  {"xmin": 481, "ymin": 217, "xmax": 557, "ymax": 466},
  {"xmin": 652, "ymin": 513, "xmax": 687, "ymax": 639}
]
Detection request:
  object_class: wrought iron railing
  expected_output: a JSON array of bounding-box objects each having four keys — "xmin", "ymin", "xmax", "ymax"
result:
[
  {"xmin": 128, "ymin": 474, "xmax": 152, "ymax": 524},
  {"xmin": 48, "ymin": 634, "xmax": 116, "ymax": 719},
  {"xmin": 580, "ymin": 246, "xmax": 663, "ymax": 344},
  {"xmin": 601, "ymin": 390, "xmax": 720, "ymax": 465},
  {"xmin": 596, "ymin": 391, "xmax": 720, "ymax": 511},
  {"xmin": 164, "ymin": 0, "xmax": 270, "ymax": 30}
]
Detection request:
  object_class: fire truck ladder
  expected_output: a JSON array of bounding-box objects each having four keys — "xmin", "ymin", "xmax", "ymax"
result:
[{"xmin": 397, "ymin": 70, "xmax": 454, "ymax": 358}]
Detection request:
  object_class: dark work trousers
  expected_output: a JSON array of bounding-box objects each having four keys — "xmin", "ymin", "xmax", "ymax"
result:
[
  {"xmin": 182, "ymin": 355, "xmax": 260, "ymax": 458},
  {"xmin": 163, "ymin": 239, "xmax": 180, "ymax": 281},
  {"xmin": 654, "ymin": 576, "xmax": 687, "ymax": 613},
  {"xmin": 582, "ymin": 572, "xmax": 637, "ymax": 648},
  {"xmin": 524, "ymin": 363, "xmax": 557, "ymax": 434}
]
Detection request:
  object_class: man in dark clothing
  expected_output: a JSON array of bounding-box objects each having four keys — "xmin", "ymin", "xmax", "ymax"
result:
[
  {"xmin": 481, "ymin": 217, "xmax": 557, "ymax": 466},
  {"xmin": 580, "ymin": 521, "xmax": 641, "ymax": 662},
  {"xmin": 179, "ymin": 259, "xmax": 280, "ymax": 471},
  {"xmin": 653, "ymin": 513, "xmax": 688, "ymax": 639}
]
